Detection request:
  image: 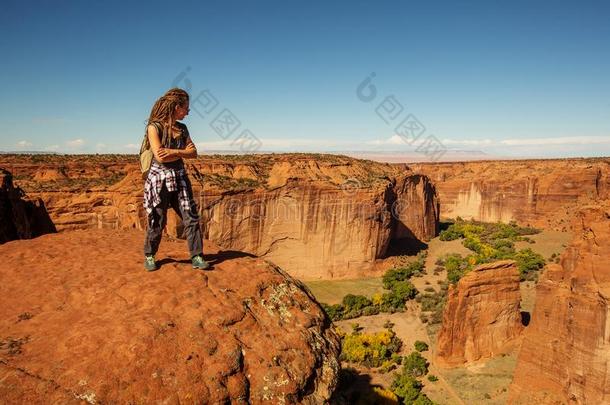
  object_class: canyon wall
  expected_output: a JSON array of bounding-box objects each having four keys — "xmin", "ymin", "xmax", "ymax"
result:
[
  {"xmin": 508, "ymin": 204, "xmax": 610, "ymax": 404},
  {"xmin": 0, "ymin": 154, "xmax": 439, "ymax": 279},
  {"xmin": 411, "ymin": 158, "xmax": 609, "ymax": 230},
  {"xmin": 436, "ymin": 260, "xmax": 524, "ymax": 367}
]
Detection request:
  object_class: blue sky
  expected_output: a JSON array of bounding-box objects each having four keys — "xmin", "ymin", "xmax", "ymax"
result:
[{"xmin": 1, "ymin": 0, "xmax": 609, "ymax": 158}]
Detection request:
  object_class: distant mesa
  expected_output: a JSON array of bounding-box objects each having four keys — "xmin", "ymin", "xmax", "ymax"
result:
[{"xmin": 33, "ymin": 167, "xmax": 69, "ymax": 181}]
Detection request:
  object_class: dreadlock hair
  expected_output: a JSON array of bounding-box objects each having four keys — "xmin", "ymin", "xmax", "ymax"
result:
[{"xmin": 143, "ymin": 88, "xmax": 189, "ymax": 149}]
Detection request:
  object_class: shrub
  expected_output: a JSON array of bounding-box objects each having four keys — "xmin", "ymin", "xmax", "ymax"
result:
[
  {"xmin": 371, "ymin": 387, "xmax": 400, "ymax": 404},
  {"xmin": 382, "ymin": 261, "xmax": 422, "ymax": 289},
  {"xmin": 414, "ymin": 340, "xmax": 429, "ymax": 352},
  {"xmin": 351, "ymin": 323, "xmax": 363, "ymax": 334},
  {"xmin": 413, "ymin": 394, "xmax": 435, "ymax": 405},
  {"xmin": 442, "ymin": 253, "xmax": 472, "ymax": 284},
  {"xmin": 321, "ymin": 303, "xmax": 344, "ymax": 321},
  {"xmin": 362, "ymin": 305, "xmax": 381, "ymax": 316},
  {"xmin": 342, "ymin": 294, "xmax": 373, "ymax": 312},
  {"xmin": 380, "ymin": 359, "xmax": 398, "ymax": 373},
  {"xmin": 340, "ymin": 329, "xmax": 403, "ymax": 368},
  {"xmin": 402, "ymin": 352, "xmax": 429, "ymax": 377},
  {"xmin": 381, "ymin": 281, "xmax": 417, "ymax": 310},
  {"xmin": 427, "ymin": 374, "xmax": 438, "ymax": 382},
  {"xmin": 390, "ymin": 372, "xmax": 435, "ymax": 404},
  {"xmin": 391, "ymin": 374, "xmax": 422, "ymax": 403},
  {"xmin": 514, "ymin": 248, "xmax": 546, "ymax": 280},
  {"xmin": 383, "ymin": 320, "xmax": 395, "ymax": 329},
  {"xmin": 418, "ymin": 287, "xmax": 447, "ymax": 326},
  {"xmin": 439, "ymin": 227, "xmax": 462, "ymax": 241}
]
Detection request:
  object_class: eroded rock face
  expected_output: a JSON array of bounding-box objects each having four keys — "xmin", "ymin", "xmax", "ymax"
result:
[
  {"xmin": 508, "ymin": 205, "xmax": 610, "ymax": 404},
  {"xmin": 411, "ymin": 158, "xmax": 610, "ymax": 230},
  {"xmin": 0, "ymin": 229, "xmax": 340, "ymax": 404},
  {"xmin": 0, "ymin": 155, "xmax": 439, "ymax": 279},
  {"xmin": 436, "ymin": 260, "xmax": 524, "ymax": 367},
  {"xmin": 200, "ymin": 174, "xmax": 439, "ymax": 280},
  {"xmin": 0, "ymin": 168, "xmax": 56, "ymax": 243}
]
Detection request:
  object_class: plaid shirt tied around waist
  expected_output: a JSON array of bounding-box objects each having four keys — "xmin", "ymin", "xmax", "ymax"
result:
[{"xmin": 143, "ymin": 162, "xmax": 192, "ymax": 219}]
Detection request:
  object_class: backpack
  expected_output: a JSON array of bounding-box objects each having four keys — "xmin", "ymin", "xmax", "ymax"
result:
[{"xmin": 139, "ymin": 122, "xmax": 165, "ymax": 179}]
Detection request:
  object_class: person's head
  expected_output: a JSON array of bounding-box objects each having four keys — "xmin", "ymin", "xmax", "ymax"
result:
[
  {"xmin": 147, "ymin": 87, "xmax": 190, "ymax": 127},
  {"xmin": 145, "ymin": 88, "xmax": 190, "ymax": 146}
]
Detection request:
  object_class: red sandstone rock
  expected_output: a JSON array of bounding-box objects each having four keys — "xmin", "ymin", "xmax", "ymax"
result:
[
  {"xmin": 0, "ymin": 229, "xmax": 340, "ymax": 404},
  {"xmin": 508, "ymin": 204, "xmax": 610, "ymax": 404},
  {"xmin": 436, "ymin": 260, "xmax": 524, "ymax": 367},
  {"xmin": 412, "ymin": 158, "xmax": 610, "ymax": 231},
  {"xmin": 0, "ymin": 154, "xmax": 439, "ymax": 279},
  {"xmin": 0, "ymin": 168, "xmax": 56, "ymax": 243}
]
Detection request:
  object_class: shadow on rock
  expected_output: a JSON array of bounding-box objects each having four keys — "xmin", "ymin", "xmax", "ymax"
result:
[
  {"xmin": 330, "ymin": 367, "xmax": 396, "ymax": 405},
  {"xmin": 206, "ymin": 249, "xmax": 256, "ymax": 266}
]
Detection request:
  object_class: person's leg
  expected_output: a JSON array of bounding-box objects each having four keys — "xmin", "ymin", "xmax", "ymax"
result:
[
  {"xmin": 169, "ymin": 180, "xmax": 203, "ymax": 258},
  {"xmin": 143, "ymin": 185, "xmax": 170, "ymax": 257}
]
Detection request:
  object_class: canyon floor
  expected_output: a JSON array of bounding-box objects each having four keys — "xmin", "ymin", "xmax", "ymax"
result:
[{"xmin": 307, "ymin": 227, "xmax": 572, "ymax": 405}]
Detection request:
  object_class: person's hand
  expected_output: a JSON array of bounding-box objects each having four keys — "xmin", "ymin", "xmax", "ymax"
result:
[
  {"xmin": 185, "ymin": 142, "xmax": 196, "ymax": 152},
  {"xmin": 157, "ymin": 148, "xmax": 172, "ymax": 160}
]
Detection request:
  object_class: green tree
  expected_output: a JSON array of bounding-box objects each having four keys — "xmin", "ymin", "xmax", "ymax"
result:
[
  {"xmin": 342, "ymin": 294, "xmax": 372, "ymax": 312},
  {"xmin": 381, "ymin": 281, "xmax": 417, "ymax": 310},
  {"xmin": 391, "ymin": 373, "xmax": 422, "ymax": 403},
  {"xmin": 321, "ymin": 303, "xmax": 344, "ymax": 321},
  {"xmin": 402, "ymin": 351, "xmax": 429, "ymax": 377},
  {"xmin": 414, "ymin": 340, "xmax": 429, "ymax": 352},
  {"xmin": 514, "ymin": 248, "xmax": 545, "ymax": 280}
]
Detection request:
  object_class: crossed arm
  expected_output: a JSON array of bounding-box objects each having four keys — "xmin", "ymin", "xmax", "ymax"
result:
[{"xmin": 147, "ymin": 124, "xmax": 197, "ymax": 163}]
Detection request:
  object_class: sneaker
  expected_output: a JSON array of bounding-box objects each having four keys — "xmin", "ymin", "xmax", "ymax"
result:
[
  {"xmin": 192, "ymin": 255, "xmax": 210, "ymax": 270},
  {"xmin": 144, "ymin": 255, "xmax": 158, "ymax": 272}
]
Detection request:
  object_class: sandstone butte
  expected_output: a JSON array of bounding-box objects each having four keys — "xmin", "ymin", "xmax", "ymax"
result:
[
  {"xmin": 435, "ymin": 260, "xmax": 524, "ymax": 367},
  {"xmin": 0, "ymin": 228, "xmax": 341, "ymax": 404},
  {"xmin": 508, "ymin": 202, "xmax": 610, "ymax": 404},
  {"xmin": 0, "ymin": 154, "xmax": 440, "ymax": 280},
  {"xmin": 411, "ymin": 157, "xmax": 609, "ymax": 231}
]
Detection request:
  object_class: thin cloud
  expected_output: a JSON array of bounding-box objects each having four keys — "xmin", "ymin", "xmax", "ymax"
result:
[
  {"xmin": 17, "ymin": 140, "xmax": 33, "ymax": 148},
  {"xmin": 365, "ymin": 134, "xmax": 405, "ymax": 145},
  {"xmin": 196, "ymin": 137, "xmax": 353, "ymax": 151},
  {"xmin": 501, "ymin": 136, "xmax": 610, "ymax": 146},
  {"xmin": 442, "ymin": 138, "xmax": 494, "ymax": 146},
  {"xmin": 66, "ymin": 139, "xmax": 85, "ymax": 148}
]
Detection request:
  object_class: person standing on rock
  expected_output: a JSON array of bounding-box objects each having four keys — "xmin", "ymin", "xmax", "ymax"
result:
[{"xmin": 141, "ymin": 88, "xmax": 210, "ymax": 271}]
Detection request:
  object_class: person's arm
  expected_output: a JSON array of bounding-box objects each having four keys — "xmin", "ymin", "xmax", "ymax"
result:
[
  {"xmin": 147, "ymin": 124, "xmax": 181, "ymax": 163},
  {"xmin": 178, "ymin": 135, "xmax": 197, "ymax": 159},
  {"xmin": 166, "ymin": 125, "xmax": 197, "ymax": 159}
]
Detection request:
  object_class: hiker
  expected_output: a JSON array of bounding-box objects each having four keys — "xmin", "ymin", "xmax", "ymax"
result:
[{"xmin": 141, "ymin": 87, "xmax": 210, "ymax": 271}]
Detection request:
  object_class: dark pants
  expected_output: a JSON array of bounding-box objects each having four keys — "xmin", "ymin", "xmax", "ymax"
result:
[{"xmin": 143, "ymin": 182, "xmax": 203, "ymax": 258}]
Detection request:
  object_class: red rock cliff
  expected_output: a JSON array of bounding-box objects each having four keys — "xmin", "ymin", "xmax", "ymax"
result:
[
  {"xmin": 411, "ymin": 158, "xmax": 610, "ymax": 230},
  {"xmin": 508, "ymin": 204, "xmax": 610, "ymax": 404},
  {"xmin": 0, "ymin": 229, "xmax": 340, "ymax": 404},
  {"xmin": 436, "ymin": 260, "xmax": 524, "ymax": 367},
  {"xmin": 0, "ymin": 154, "xmax": 439, "ymax": 279}
]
